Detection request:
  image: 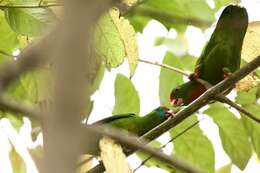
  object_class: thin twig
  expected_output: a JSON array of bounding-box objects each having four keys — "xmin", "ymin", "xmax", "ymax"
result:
[
  {"xmin": 133, "ymin": 119, "xmax": 201, "ymax": 172},
  {"xmin": 195, "ymin": 79, "xmax": 260, "ymax": 123},
  {"xmin": 87, "ymin": 125, "xmax": 206, "ymax": 173},
  {"xmin": 88, "ymin": 56, "xmax": 260, "ymax": 173},
  {"xmin": 215, "ymin": 96, "xmax": 260, "ymax": 123},
  {"xmin": 138, "ymin": 59, "xmax": 189, "ymax": 77}
]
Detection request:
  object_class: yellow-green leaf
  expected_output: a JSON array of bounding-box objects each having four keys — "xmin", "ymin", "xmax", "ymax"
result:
[
  {"xmin": 109, "ymin": 8, "xmax": 138, "ymax": 76},
  {"xmin": 100, "ymin": 137, "xmax": 132, "ymax": 173},
  {"xmin": 113, "ymin": 73, "xmax": 140, "ymax": 115}
]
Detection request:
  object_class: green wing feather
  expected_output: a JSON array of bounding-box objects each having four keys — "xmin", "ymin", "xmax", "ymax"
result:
[
  {"xmin": 93, "ymin": 113, "xmax": 136, "ymax": 125},
  {"xmin": 199, "ymin": 43, "xmax": 233, "ymax": 84}
]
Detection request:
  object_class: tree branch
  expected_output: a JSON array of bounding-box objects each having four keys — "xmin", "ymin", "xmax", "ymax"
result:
[
  {"xmin": 141, "ymin": 55, "xmax": 260, "ymax": 145},
  {"xmin": 86, "ymin": 125, "xmax": 206, "ymax": 173},
  {"xmin": 139, "ymin": 58, "xmax": 260, "ymax": 123},
  {"xmin": 41, "ymin": 0, "xmax": 120, "ymax": 173},
  {"xmin": 215, "ymin": 95, "xmax": 260, "ymax": 123},
  {"xmin": 88, "ymin": 55, "xmax": 260, "ymax": 173}
]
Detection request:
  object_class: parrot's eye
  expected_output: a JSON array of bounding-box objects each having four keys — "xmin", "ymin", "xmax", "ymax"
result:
[{"xmin": 175, "ymin": 87, "xmax": 180, "ymax": 92}]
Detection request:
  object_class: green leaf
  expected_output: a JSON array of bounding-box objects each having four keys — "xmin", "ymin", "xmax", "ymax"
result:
[
  {"xmin": 0, "ymin": 112, "xmax": 23, "ymax": 129},
  {"xmin": 7, "ymin": 69, "xmax": 50, "ymax": 104},
  {"xmin": 127, "ymin": 14, "xmax": 150, "ymax": 32},
  {"xmin": 159, "ymin": 52, "xmax": 197, "ymax": 107},
  {"xmin": 137, "ymin": 141, "xmax": 176, "ymax": 172},
  {"xmin": 155, "ymin": 35, "xmax": 188, "ymax": 56},
  {"xmin": 95, "ymin": 13, "xmax": 126, "ymax": 69},
  {"xmin": 204, "ymin": 103, "xmax": 251, "ymax": 170},
  {"xmin": 133, "ymin": 0, "xmax": 215, "ymax": 30},
  {"xmin": 215, "ymin": 0, "xmax": 241, "ymax": 10},
  {"xmin": 95, "ymin": 9, "xmax": 139, "ymax": 76},
  {"xmin": 4, "ymin": 3, "xmax": 56, "ymax": 36},
  {"xmin": 171, "ymin": 115, "xmax": 215, "ymax": 173},
  {"xmin": 29, "ymin": 146, "xmax": 43, "ymax": 170},
  {"xmin": 236, "ymin": 86, "xmax": 259, "ymax": 106},
  {"xmin": 0, "ymin": 11, "xmax": 19, "ymax": 54},
  {"xmin": 241, "ymin": 104, "xmax": 260, "ymax": 160},
  {"xmin": 10, "ymin": 148, "xmax": 26, "ymax": 173},
  {"xmin": 216, "ymin": 164, "xmax": 232, "ymax": 173},
  {"xmin": 113, "ymin": 73, "xmax": 140, "ymax": 115},
  {"xmin": 90, "ymin": 63, "xmax": 105, "ymax": 94},
  {"xmin": 4, "ymin": 69, "xmax": 50, "ymax": 128},
  {"xmin": 109, "ymin": 8, "xmax": 138, "ymax": 76}
]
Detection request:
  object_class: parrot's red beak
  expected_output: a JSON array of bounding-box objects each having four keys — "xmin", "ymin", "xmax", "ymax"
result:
[{"xmin": 170, "ymin": 98, "xmax": 184, "ymax": 107}]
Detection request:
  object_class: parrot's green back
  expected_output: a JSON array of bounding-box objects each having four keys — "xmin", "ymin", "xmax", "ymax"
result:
[
  {"xmin": 86, "ymin": 107, "xmax": 171, "ymax": 155},
  {"xmin": 170, "ymin": 5, "xmax": 248, "ymax": 106},
  {"xmin": 197, "ymin": 5, "xmax": 248, "ymax": 84}
]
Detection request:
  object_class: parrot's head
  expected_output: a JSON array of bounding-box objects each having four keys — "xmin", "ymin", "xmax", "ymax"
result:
[
  {"xmin": 215, "ymin": 5, "xmax": 248, "ymax": 38},
  {"xmin": 154, "ymin": 106, "xmax": 174, "ymax": 120},
  {"xmin": 170, "ymin": 81, "xmax": 206, "ymax": 107}
]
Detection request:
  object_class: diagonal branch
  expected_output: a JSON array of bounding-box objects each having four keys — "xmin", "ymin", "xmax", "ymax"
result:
[
  {"xmin": 88, "ymin": 56, "xmax": 260, "ymax": 173},
  {"xmin": 214, "ymin": 95, "xmax": 260, "ymax": 123},
  {"xmin": 141, "ymin": 55, "xmax": 260, "ymax": 146},
  {"xmin": 86, "ymin": 125, "xmax": 206, "ymax": 173},
  {"xmin": 139, "ymin": 58, "xmax": 260, "ymax": 123}
]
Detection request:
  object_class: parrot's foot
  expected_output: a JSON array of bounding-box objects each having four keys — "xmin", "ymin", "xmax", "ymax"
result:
[
  {"xmin": 189, "ymin": 65, "xmax": 202, "ymax": 81},
  {"xmin": 223, "ymin": 67, "xmax": 232, "ymax": 78},
  {"xmin": 188, "ymin": 72, "xmax": 199, "ymax": 81}
]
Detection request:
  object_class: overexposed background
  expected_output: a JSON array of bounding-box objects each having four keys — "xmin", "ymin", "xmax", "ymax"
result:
[{"xmin": 0, "ymin": 0, "xmax": 260, "ymax": 172}]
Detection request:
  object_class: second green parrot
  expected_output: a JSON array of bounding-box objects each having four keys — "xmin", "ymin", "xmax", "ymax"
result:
[
  {"xmin": 85, "ymin": 106, "xmax": 173, "ymax": 155},
  {"xmin": 170, "ymin": 5, "xmax": 248, "ymax": 106}
]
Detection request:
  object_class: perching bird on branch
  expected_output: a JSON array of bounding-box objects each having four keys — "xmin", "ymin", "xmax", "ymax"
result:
[
  {"xmin": 170, "ymin": 5, "xmax": 248, "ymax": 106},
  {"xmin": 86, "ymin": 106, "xmax": 173, "ymax": 155}
]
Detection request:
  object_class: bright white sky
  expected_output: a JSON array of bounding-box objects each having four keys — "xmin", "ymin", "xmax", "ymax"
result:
[{"xmin": 0, "ymin": 0, "xmax": 260, "ymax": 173}]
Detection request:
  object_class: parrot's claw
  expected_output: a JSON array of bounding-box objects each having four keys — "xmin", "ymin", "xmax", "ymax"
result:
[
  {"xmin": 222, "ymin": 67, "xmax": 232, "ymax": 78},
  {"xmin": 188, "ymin": 72, "xmax": 200, "ymax": 81},
  {"xmin": 189, "ymin": 66, "xmax": 202, "ymax": 81}
]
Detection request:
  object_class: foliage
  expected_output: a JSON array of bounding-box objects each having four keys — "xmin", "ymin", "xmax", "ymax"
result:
[{"xmin": 0, "ymin": 0, "xmax": 259, "ymax": 172}]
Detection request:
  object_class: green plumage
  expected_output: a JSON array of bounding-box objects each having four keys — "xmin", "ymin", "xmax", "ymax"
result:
[
  {"xmin": 85, "ymin": 106, "xmax": 171, "ymax": 155},
  {"xmin": 170, "ymin": 5, "xmax": 248, "ymax": 106}
]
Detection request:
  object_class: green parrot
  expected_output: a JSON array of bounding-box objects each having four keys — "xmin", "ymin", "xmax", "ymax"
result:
[
  {"xmin": 170, "ymin": 5, "xmax": 248, "ymax": 106},
  {"xmin": 86, "ymin": 106, "xmax": 173, "ymax": 155}
]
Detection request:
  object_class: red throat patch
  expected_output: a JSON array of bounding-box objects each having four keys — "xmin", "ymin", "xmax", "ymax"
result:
[{"xmin": 189, "ymin": 84, "xmax": 207, "ymax": 103}]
